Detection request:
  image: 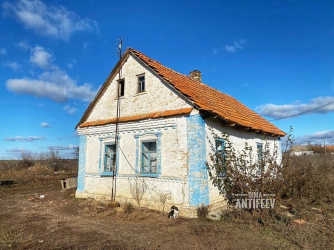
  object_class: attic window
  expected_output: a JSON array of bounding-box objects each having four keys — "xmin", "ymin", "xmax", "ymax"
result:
[
  {"xmin": 118, "ymin": 79, "xmax": 125, "ymax": 97},
  {"xmin": 138, "ymin": 75, "xmax": 145, "ymax": 93}
]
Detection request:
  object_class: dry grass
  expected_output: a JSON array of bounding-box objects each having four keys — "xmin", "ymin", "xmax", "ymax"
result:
[{"xmin": 0, "ymin": 162, "xmax": 77, "ymax": 188}]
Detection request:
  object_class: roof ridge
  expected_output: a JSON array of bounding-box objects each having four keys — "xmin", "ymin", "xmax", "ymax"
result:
[{"xmin": 128, "ymin": 48, "xmax": 285, "ymax": 136}]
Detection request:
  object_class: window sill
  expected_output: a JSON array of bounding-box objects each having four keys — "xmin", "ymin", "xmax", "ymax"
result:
[
  {"xmin": 139, "ymin": 173, "xmax": 158, "ymax": 178},
  {"xmin": 133, "ymin": 92, "xmax": 147, "ymax": 97},
  {"xmin": 100, "ymin": 172, "xmax": 115, "ymax": 177}
]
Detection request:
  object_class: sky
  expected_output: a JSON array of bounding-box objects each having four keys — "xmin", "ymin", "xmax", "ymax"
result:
[{"xmin": 0, "ymin": 0, "xmax": 333, "ymax": 159}]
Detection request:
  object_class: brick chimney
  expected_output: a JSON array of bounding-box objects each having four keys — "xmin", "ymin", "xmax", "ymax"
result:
[{"xmin": 190, "ymin": 70, "xmax": 201, "ymax": 82}]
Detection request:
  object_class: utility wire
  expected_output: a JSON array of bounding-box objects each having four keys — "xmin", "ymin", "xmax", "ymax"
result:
[{"xmin": 269, "ymin": 100, "xmax": 334, "ymax": 121}]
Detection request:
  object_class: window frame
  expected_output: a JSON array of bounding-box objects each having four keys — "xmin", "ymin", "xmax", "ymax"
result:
[
  {"xmin": 117, "ymin": 79, "xmax": 125, "ymax": 97},
  {"xmin": 215, "ymin": 138, "xmax": 226, "ymax": 178},
  {"xmin": 141, "ymin": 140, "xmax": 157, "ymax": 175},
  {"xmin": 137, "ymin": 74, "xmax": 145, "ymax": 93},
  {"xmin": 256, "ymin": 142, "xmax": 263, "ymax": 171},
  {"xmin": 98, "ymin": 136, "xmax": 120, "ymax": 177},
  {"xmin": 134, "ymin": 132, "xmax": 161, "ymax": 178},
  {"xmin": 103, "ymin": 144, "xmax": 116, "ymax": 174}
]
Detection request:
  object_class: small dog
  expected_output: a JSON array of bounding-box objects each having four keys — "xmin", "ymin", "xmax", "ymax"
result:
[{"xmin": 168, "ymin": 205, "xmax": 179, "ymax": 218}]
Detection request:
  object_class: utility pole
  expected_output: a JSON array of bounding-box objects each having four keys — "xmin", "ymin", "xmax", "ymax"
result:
[{"xmin": 111, "ymin": 38, "xmax": 123, "ymax": 202}]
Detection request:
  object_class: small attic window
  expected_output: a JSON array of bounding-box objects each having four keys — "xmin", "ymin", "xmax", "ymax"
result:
[
  {"xmin": 138, "ymin": 74, "xmax": 145, "ymax": 93},
  {"xmin": 118, "ymin": 79, "xmax": 125, "ymax": 97}
]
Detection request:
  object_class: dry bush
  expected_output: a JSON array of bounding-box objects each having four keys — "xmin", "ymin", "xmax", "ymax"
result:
[
  {"xmin": 129, "ymin": 177, "xmax": 147, "ymax": 207},
  {"xmin": 196, "ymin": 204, "xmax": 209, "ymax": 219}
]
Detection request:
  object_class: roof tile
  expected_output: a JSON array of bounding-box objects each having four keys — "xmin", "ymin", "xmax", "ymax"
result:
[{"xmin": 128, "ymin": 48, "xmax": 285, "ymax": 136}]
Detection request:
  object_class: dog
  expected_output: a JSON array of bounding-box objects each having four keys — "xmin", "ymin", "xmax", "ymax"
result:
[{"xmin": 168, "ymin": 205, "xmax": 179, "ymax": 218}]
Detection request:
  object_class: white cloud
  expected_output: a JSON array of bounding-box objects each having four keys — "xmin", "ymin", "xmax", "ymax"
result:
[
  {"xmin": 67, "ymin": 59, "xmax": 76, "ymax": 69},
  {"xmin": 6, "ymin": 70, "xmax": 97, "ymax": 102},
  {"xmin": 225, "ymin": 39, "xmax": 246, "ymax": 53},
  {"xmin": 30, "ymin": 45, "xmax": 54, "ymax": 69},
  {"xmin": 2, "ymin": 61, "xmax": 21, "ymax": 71},
  {"xmin": 48, "ymin": 145, "xmax": 79, "ymax": 151},
  {"xmin": 2, "ymin": 0, "xmax": 99, "ymax": 40},
  {"xmin": 64, "ymin": 105, "xmax": 77, "ymax": 115},
  {"xmin": 15, "ymin": 40, "xmax": 31, "ymax": 50},
  {"xmin": 257, "ymin": 96, "xmax": 334, "ymax": 119},
  {"xmin": 39, "ymin": 122, "xmax": 50, "ymax": 127},
  {"xmin": 0, "ymin": 47, "xmax": 6, "ymax": 55},
  {"xmin": 286, "ymin": 130, "xmax": 334, "ymax": 146},
  {"xmin": 6, "ymin": 45, "xmax": 98, "ymax": 103},
  {"xmin": 4, "ymin": 136, "xmax": 45, "ymax": 142}
]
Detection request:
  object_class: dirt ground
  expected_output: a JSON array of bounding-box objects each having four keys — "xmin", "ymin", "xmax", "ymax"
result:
[{"xmin": 0, "ymin": 184, "xmax": 331, "ymax": 250}]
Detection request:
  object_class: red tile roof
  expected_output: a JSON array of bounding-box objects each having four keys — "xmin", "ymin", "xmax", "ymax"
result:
[
  {"xmin": 128, "ymin": 48, "xmax": 285, "ymax": 136},
  {"xmin": 80, "ymin": 108, "xmax": 193, "ymax": 128},
  {"xmin": 77, "ymin": 48, "xmax": 285, "ymax": 136}
]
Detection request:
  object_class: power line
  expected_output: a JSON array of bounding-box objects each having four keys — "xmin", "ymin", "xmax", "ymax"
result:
[{"xmin": 269, "ymin": 100, "xmax": 334, "ymax": 121}]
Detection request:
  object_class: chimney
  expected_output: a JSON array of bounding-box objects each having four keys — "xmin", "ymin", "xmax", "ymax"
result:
[{"xmin": 190, "ymin": 70, "xmax": 201, "ymax": 82}]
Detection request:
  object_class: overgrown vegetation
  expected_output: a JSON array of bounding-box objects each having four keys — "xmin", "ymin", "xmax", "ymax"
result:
[
  {"xmin": 0, "ymin": 151, "xmax": 78, "ymax": 188},
  {"xmin": 206, "ymin": 126, "xmax": 334, "ymax": 247}
]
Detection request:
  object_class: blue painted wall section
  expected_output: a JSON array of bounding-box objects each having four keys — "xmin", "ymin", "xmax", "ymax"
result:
[
  {"xmin": 77, "ymin": 135, "xmax": 87, "ymax": 192},
  {"xmin": 187, "ymin": 114, "xmax": 209, "ymax": 206}
]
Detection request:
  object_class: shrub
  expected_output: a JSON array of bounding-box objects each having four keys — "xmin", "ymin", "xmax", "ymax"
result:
[{"xmin": 196, "ymin": 204, "xmax": 209, "ymax": 219}]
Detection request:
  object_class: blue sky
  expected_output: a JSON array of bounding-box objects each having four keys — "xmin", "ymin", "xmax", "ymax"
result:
[{"xmin": 1, "ymin": 0, "xmax": 333, "ymax": 159}]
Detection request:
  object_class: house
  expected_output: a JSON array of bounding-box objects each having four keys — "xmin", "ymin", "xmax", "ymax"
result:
[
  {"xmin": 290, "ymin": 145, "xmax": 313, "ymax": 156},
  {"xmin": 75, "ymin": 48, "xmax": 285, "ymax": 216}
]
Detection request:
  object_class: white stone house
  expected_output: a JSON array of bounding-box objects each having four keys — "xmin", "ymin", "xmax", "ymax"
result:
[{"xmin": 75, "ymin": 48, "xmax": 285, "ymax": 216}]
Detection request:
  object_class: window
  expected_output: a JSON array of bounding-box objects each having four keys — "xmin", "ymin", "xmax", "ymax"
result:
[
  {"xmin": 257, "ymin": 143, "xmax": 263, "ymax": 163},
  {"xmin": 215, "ymin": 138, "xmax": 226, "ymax": 178},
  {"xmin": 138, "ymin": 75, "xmax": 145, "ymax": 92},
  {"xmin": 118, "ymin": 79, "xmax": 125, "ymax": 97},
  {"xmin": 104, "ymin": 144, "xmax": 116, "ymax": 172},
  {"xmin": 215, "ymin": 139, "xmax": 225, "ymax": 158},
  {"xmin": 141, "ymin": 141, "xmax": 157, "ymax": 174}
]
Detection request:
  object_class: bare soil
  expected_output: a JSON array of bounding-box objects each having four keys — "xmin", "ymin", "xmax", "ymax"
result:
[{"xmin": 0, "ymin": 184, "xmax": 332, "ymax": 250}]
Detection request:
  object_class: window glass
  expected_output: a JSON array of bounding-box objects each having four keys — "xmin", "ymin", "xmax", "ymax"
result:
[
  {"xmin": 104, "ymin": 144, "xmax": 116, "ymax": 172},
  {"xmin": 118, "ymin": 79, "xmax": 125, "ymax": 97},
  {"xmin": 138, "ymin": 75, "xmax": 145, "ymax": 92},
  {"xmin": 141, "ymin": 141, "xmax": 157, "ymax": 174}
]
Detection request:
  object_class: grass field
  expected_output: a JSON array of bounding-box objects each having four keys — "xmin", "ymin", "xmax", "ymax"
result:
[{"xmin": 0, "ymin": 155, "xmax": 333, "ymax": 249}]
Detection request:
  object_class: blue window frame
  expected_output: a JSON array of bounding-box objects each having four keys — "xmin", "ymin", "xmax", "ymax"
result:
[
  {"xmin": 215, "ymin": 138, "xmax": 226, "ymax": 178},
  {"xmin": 141, "ymin": 141, "xmax": 157, "ymax": 174},
  {"xmin": 257, "ymin": 143, "xmax": 263, "ymax": 162},
  {"xmin": 215, "ymin": 139, "xmax": 225, "ymax": 157},
  {"xmin": 100, "ymin": 143, "xmax": 117, "ymax": 176}
]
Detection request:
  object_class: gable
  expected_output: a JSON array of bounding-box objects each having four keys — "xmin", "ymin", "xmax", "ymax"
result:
[
  {"xmin": 77, "ymin": 48, "xmax": 285, "ymax": 137},
  {"xmin": 79, "ymin": 54, "xmax": 193, "ymax": 127}
]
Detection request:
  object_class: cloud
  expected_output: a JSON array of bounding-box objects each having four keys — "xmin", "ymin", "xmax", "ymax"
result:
[
  {"xmin": 30, "ymin": 46, "xmax": 54, "ymax": 69},
  {"xmin": 39, "ymin": 122, "xmax": 50, "ymax": 128},
  {"xmin": 2, "ymin": 0, "xmax": 99, "ymax": 40},
  {"xmin": 6, "ymin": 75, "xmax": 97, "ymax": 102},
  {"xmin": 2, "ymin": 61, "xmax": 21, "ymax": 71},
  {"xmin": 83, "ymin": 42, "xmax": 91, "ymax": 50},
  {"xmin": 0, "ymin": 47, "xmax": 6, "ymax": 55},
  {"xmin": 15, "ymin": 40, "xmax": 31, "ymax": 50},
  {"xmin": 48, "ymin": 144, "xmax": 79, "ymax": 151},
  {"xmin": 284, "ymin": 130, "xmax": 334, "ymax": 146},
  {"xmin": 6, "ymin": 45, "xmax": 98, "ymax": 102},
  {"xmin": 225, "ymin": 39, "xmax": 246, "ymax": 53},
  {"xmin": 6, "ymin": 148, "xmax": 32, "ymax": 158},
  {"xmin": 64, "ymin": 105, "xmax": 77, "ymax": 114},
  {"xmin": 257, "ymin": 96, "xmax": 334, "ymax": 119},
  {"xmin": 66, "ymin": 59, "xmax": 76, "ymax": 69},
  {"xmin": 4, "ymin": 136, "xmax": 45, "ymax": 142}
]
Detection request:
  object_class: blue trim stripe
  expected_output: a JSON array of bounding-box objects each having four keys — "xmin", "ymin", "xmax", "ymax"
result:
[
  {"xmin": 187, "ymin": 114, "xmax": 209, "ymax": 206},
  {"xmin": 77, "ymin": 135, "xmax": 87, "ymax": 192}
]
